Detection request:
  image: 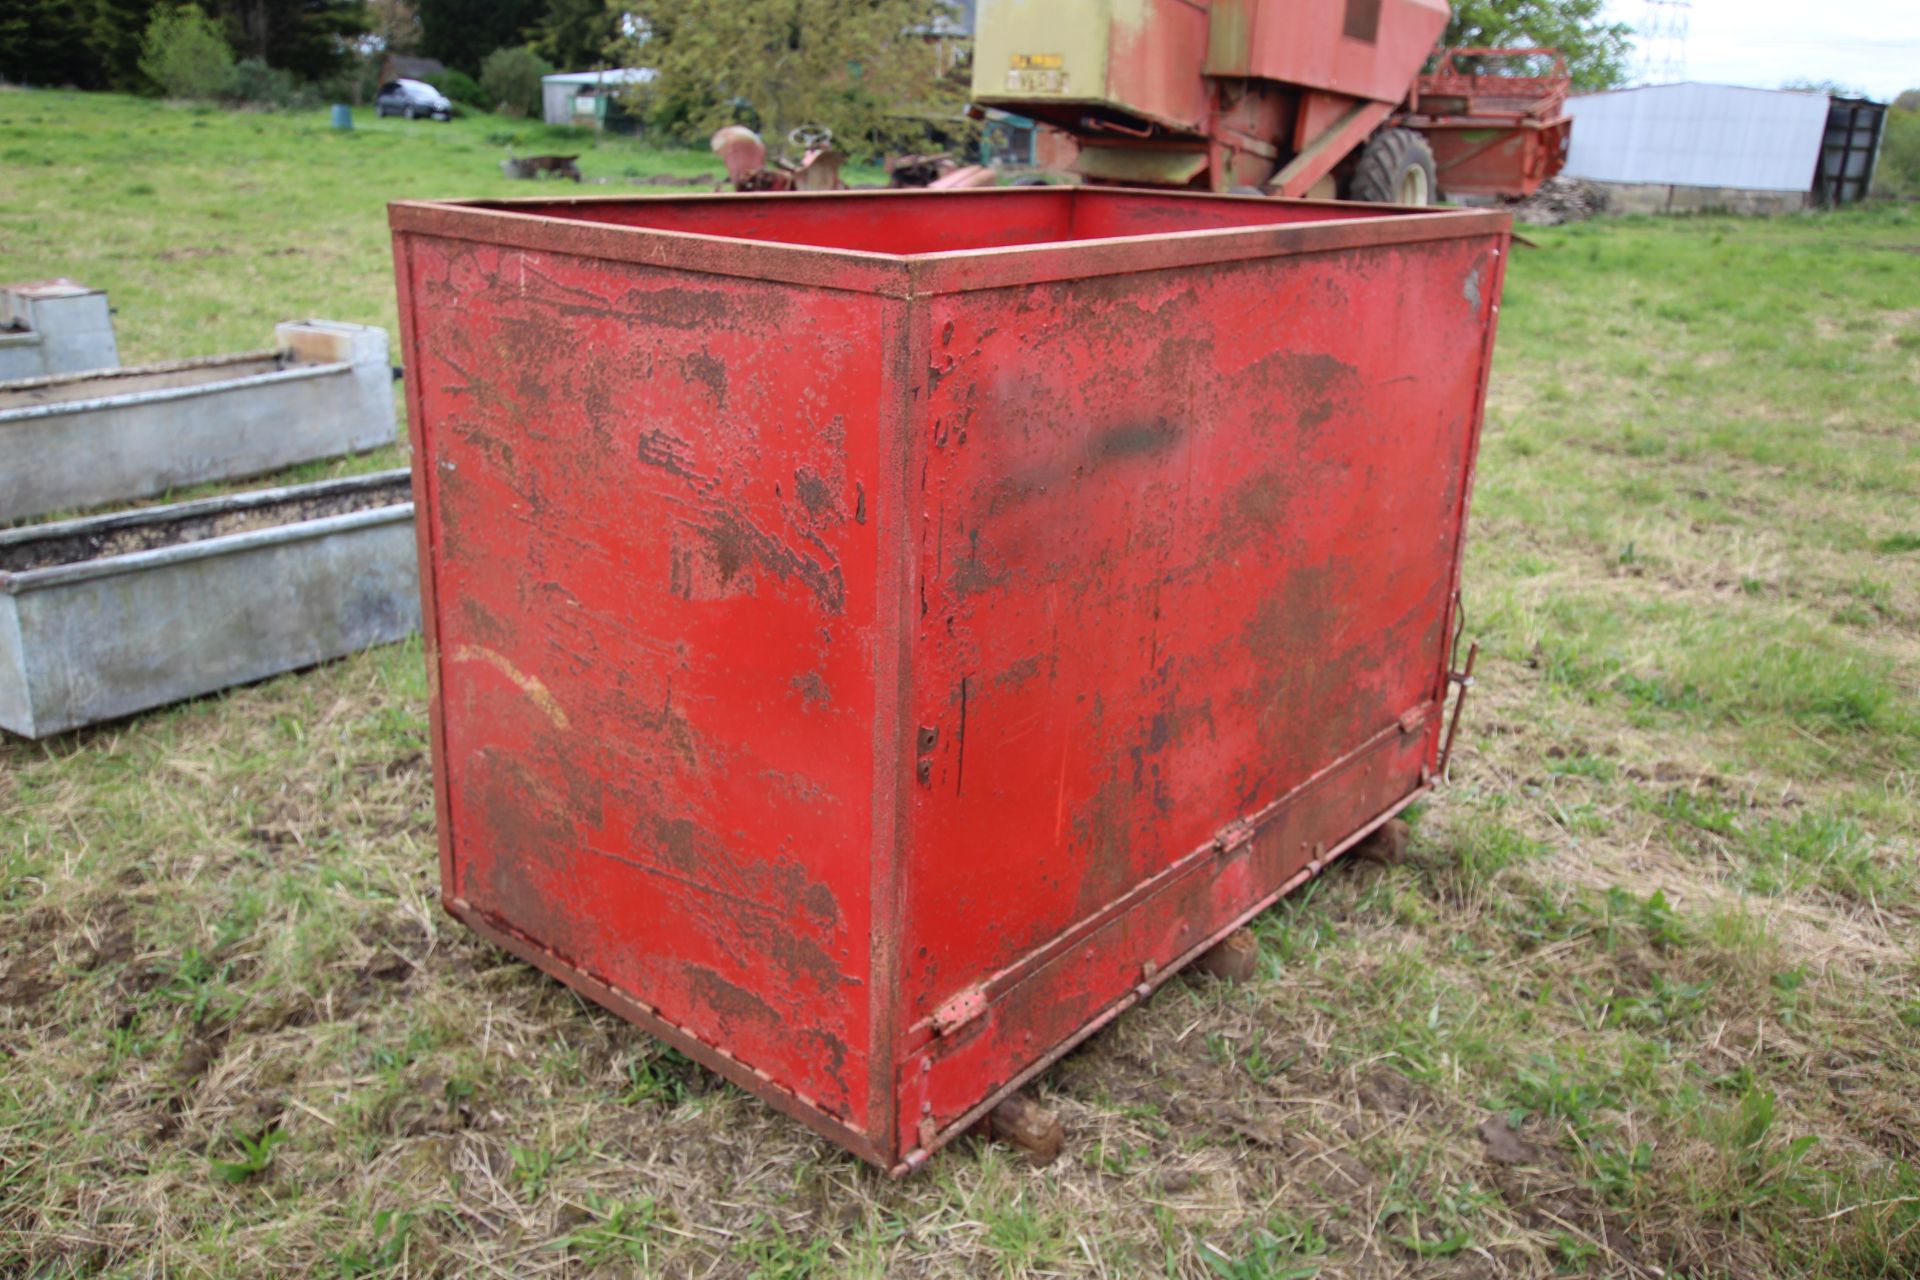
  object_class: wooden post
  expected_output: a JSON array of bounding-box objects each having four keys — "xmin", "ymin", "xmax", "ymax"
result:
[
  {"xmin": 1350, "ymin": 817, "xmax": 1411, "ymax": 866},
  {"xmin": 1194, "ymin": 927, "xmax": 1261, "ymax": 983},
  {"xmin": 987, "ymin": 1092, "xmax": 1065, "ymax": 1166}
]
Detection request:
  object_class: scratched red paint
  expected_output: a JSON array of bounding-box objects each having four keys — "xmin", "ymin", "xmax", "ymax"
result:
[{"xmin": 389, "ymin": 187, "xmax": 1509, "ymax": 1171}]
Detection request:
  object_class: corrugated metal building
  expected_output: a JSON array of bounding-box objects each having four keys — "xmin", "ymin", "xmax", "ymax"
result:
[{"xmin": 1563, "ymin": 82, "xmax": 1885, "ymax": 213}]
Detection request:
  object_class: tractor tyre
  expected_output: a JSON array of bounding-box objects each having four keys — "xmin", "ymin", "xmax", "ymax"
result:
[{"xmin": 1348, "ymin": 128, "xmax": 1437, "ymax": 205}]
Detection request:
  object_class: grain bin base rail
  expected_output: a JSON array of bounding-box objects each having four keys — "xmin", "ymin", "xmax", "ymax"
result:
[
  {"xmin": 391, "ymin": 187, "xmax": 1508, "ymax": 1170},
  {"xmin": 0, "ymin": 320, "xmax": 395, "ymax": 523},
  {"xmin": 0, "ymin": 471, "xmax": 418, "ymax": 738}
]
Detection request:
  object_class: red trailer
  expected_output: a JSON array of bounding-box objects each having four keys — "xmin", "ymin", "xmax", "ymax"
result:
[
  {"xmin": 389, "ymin": 187, "xmax": 1506, "ymax": 1171},
  {"xmin": 1398, "ymin": 48, "xmax": 1573, "ymax": 199}
]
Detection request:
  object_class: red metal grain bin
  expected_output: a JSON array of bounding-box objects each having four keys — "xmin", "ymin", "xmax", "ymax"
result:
[{"xmin": 389, "ymin": 188, "xmax": 1508, "ymax": 1171}]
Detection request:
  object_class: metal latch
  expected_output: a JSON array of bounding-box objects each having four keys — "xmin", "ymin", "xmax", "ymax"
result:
[{"xmin": 1437, "ymin": 641, "xmax": 1479, "ymax": 781}]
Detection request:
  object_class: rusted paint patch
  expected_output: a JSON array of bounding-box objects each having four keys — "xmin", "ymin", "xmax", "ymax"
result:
[
  {"xmin": 636, "ymin": 428, "xmax": 711, "ymax": 485},
  {"xmin": 685, "ymin": 963, "xmax": 782, "ymax": 1030},
  {"xmin": 669, "ymin": 508, "xmax": 847, "ymax": 613},
  {"xmin": 792, "ymin": 670, "xmax": 831, "ymax": 710},
  {"xmin": 793, "ymin": 468, "xmax": 838, "ymax": 518},
  {"xmin": 992, "ymin": 654, "xmax": 1043, "ymax": 692},
  {"xmin": 1091, "ymin": 418, "xmax": 1182, "ymax": 460},
  {"xmin": 948, "ymin": 528, "xmax": 1009, "ymax": 598},
  {"xmin": 681, "ymin": 349, "xmax": 728, "ymax": 408},
  {"xmin": 1244, "ymin": 350, "xmax": 1359, "ymax": 434}
]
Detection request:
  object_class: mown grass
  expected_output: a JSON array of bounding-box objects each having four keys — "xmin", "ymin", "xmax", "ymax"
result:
[{"xmin": 2, "ymin": 88, "xmax": 1918, "ymax": 1277}]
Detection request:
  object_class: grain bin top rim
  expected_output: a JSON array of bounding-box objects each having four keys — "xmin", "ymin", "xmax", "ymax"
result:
[{"xmin": 389, "ymin": 187, "xmax": 1510, "ymax": 298}]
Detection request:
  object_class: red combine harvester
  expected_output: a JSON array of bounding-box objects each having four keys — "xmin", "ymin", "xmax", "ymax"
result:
[
  {"xmin": 1398, "ymin": 47, "xmax": 1573, "ymax": 198},
  {"xmin": 968, "ymin": 0, "xmax": 1570, "ymax": 202}
]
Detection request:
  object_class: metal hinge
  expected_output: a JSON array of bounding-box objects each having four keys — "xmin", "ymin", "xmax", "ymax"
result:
[
  {"xmin": 931, "ymin": 984, "xmax": 988, "ymax": 1035},
  {"xmin": 1212, "ymin": 816, "xmax": 1256, "ymax": 857}
]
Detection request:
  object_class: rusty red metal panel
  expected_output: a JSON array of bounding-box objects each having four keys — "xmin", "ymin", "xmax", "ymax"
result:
[
  {"xmin": 895, "ymin": 228, "xmax": 1502, "ymax": 1156},
  {"xmin": 1206, "ymin": 0, "xmax": 1450, "ymax": 106},
  {"xmin": 1105, "ymin": 0, "xmax": 1214, "ymax": 131},
  {"xmin": 392, "ymin": 231, "xmax": 894, "ymax": 1146},
  {"xmin": 390, "ymin": 188, "xmax": 1508, "ymax": 1171},
  {"xmin": 1418, "ymin": 118, "xmax": 1572, "ymax": 198}
]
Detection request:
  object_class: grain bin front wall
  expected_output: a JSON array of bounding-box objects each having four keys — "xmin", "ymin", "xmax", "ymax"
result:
[
  {"xmin": 391, "ymin": 219, "xmax": 902, "ymax": 1157},
  {"xmin": 894, "ymin": 227, "xmax": 1503, "ymax": 1156}
]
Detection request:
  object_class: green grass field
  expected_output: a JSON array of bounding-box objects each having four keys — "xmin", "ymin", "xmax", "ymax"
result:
[{"xmin": 2, "ymin": 87, "xmax": 1918, "ymax": 1278}]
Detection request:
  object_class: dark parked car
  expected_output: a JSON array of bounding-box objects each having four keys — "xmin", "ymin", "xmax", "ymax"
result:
[{"xmin": 375, "ymin": 79, "xmax": 452, "ymax": 121}]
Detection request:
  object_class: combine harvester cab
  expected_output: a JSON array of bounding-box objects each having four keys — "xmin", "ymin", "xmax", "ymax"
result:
[{"xmin": 1397, "ymin": 47, "xmax": 1574, "ymax": 199}]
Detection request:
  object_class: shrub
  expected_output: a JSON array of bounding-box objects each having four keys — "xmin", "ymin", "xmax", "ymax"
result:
[
  {"xmin": 478, "ymin": 46, "xmax": 553, "ymax": 119},
  {"xmin": 139, "ymin": 3, "xmax": 235, "ymax": 101},
  {"xmin": 225, "ymin": 57, "xmax": 297, "ymax": 108},
  {"xmin": 1874, "ymin": 100, "xmax": 1920, "ymax": 199},
  {"xmin": 427, "ymin": 69, "xmax": 488, "ymax": 111}
]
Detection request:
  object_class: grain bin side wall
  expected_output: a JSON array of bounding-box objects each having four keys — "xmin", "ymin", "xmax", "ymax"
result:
[
  {"xmin": 390, "ymin": 222, "xmax": 902, "ymax": 1157},
  {"xmin": 892, "ymin": 229, "xmax": 1505, "ymax": 1159}
]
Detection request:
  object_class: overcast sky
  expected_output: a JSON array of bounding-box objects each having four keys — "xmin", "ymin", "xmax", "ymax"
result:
[{"xmin": 1604, "ymin": 0, "xmax": 1919, "ymax": 99}]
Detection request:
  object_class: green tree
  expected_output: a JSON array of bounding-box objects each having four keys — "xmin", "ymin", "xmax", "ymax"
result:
[
  {"xmin": 0, "ymin": 0, "xmax": 101, "ymax": 87},
  {"xmin": 214, "ymin": 0, "xmax": 366, "ymax": 80},
  {"xmin": 139, "ymin": 2, "xmax": 235, "ymax": 98},
  {"xmin": 417, "ymin": 0, "xmax": 546, "ymax": 75},
  {"xmin": 613, "ymin": 0, "xmax": 965, "ymax": 152},
  {"xmin": 531, "ymin": 0, "xmax": 619, "ymax": 72},
  {"xmin": 89, "ymin": 0, "xmax": 166, "ymax": 89},
  {"xmin": 366, "ymin": 0, "xmax": 420, "ymax": 55},
  {"xmin": 1443, "ymin": 0, "xmax": 1633, "ymax": 92},
  {"xmin": 1874, "ymin": 94, "xmax": 1920, "ymax": 198},
  {"xmin": 479, "ymin": 44, "xmax": 554, "ymax": 116}
]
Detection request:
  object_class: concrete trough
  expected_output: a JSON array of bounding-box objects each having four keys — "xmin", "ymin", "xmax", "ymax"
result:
[
  {"xmin": 0, "ymin": 280, "xmax": 120, "ymax": 382},
  {"xmin": 0, "ymin": 470, "xmax": 418, "ymax": 738},
  {"xmin": 0, "ymin": 320, "xmax": 396, "ymax": 523}
]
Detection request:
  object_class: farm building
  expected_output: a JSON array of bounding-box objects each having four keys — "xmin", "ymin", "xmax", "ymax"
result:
[
  {"xmin": 540, "ymin": 68, "xmax": 655, "ymax": 132},
  {"xmin": 1563, "ymin": 82, "xmax": 1887, "ymax": 214}
]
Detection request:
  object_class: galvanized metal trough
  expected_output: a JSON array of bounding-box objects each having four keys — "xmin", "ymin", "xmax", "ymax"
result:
[
  {"xmin": 0, "ymin": 470, "xmax": 418, "ymax": 738},
  {"xmin": 0, "ymin": 320, "xmax": 396, "ymax": 523}
]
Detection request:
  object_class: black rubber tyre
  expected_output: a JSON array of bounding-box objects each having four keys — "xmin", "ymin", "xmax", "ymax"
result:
[{"xmin": 1348, "ymin": 127, "xmax": 1437, "ymax": 205}]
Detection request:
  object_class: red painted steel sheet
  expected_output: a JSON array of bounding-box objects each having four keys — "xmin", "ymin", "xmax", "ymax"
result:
[
  {"xmin": 390, "ymin": 187, "xmax": 1508, "ymax": 1171},
  {"xmin": 1205, "ymin": 0, "xmax": 1450, "ymax": 105},
  {"xmin": 1420, "ymin": 119, "xmax": 1572, "ymax": 199}
]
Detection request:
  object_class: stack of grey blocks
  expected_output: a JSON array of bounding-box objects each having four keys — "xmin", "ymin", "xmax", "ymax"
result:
[{"xmin": 0, "ymin": 280, "xmax": 120, "ymax": 383}]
